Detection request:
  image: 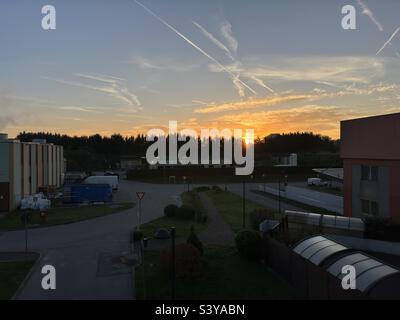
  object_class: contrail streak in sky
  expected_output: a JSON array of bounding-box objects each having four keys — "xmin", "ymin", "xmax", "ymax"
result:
[
  {"xmin": 193, "ymin": 21, "xmax": 235, "ymax": 61},
  {"xmin": 133, "ymin": 0, "xmax": 257, "ymax": 95},
  {"xmin": 356, "ymin": 0, "xmax": 384, "ymax": 32},
  {"xmin": 376, "ymin": 27, "xmax": 400, "ymax": 55}
]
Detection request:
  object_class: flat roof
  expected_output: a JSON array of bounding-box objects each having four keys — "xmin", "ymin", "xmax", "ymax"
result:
[
  {"xmin": 313, "ymin": 168, "xmax": 344, "ymax": 181},
  {"xmin": 341, "ymin": 112, "xmax": 400, "ymax": 160}
]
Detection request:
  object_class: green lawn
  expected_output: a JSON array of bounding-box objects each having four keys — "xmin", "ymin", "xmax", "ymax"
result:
[
  {"xmin": 139, "ymin": 191, "xmax": 207, "ymax": 239},
  {"xmin": 136, "ymin": 246, "xmax": 295, "ymax": 300},
  {"xmin": 139, "ymin": 216, "xmax": 208, "ymax": 239},
  {"xmin": 205, "ymin": 190, "xmax": 279, "ymax": 233},
  {"xmin": 0, "ymin": 261, "xmax": 35, "ymax": 300},
  {"xmin": 0, "ymin": 202, "xmax": 135, "ymax": 230}
]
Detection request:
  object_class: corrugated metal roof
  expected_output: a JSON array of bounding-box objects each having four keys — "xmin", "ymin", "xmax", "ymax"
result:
[
  {"xmin": 286, "ymin": 211, "xmax": 365, "ymax": 232},
  {"xmin": 326, "ymin": 252, "xmax": 400, "ymax": 293},
  {"xmin": 293, "ymin": 236, "xmax": 349, "ymax": 266}
]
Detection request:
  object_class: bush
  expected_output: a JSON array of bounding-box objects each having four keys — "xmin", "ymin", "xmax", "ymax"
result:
[
  {"xmin": 250, "ymin": 209, "xmax": 275, "ymax": 230},
  {"xmin": 176, "ymin": 205, "xmax": 196, "ymax": 220},
  {"xmin": 211, "ymin": 185, "xmax": 222, "ymax": 192},
  {"xmin": 132, "ymin": 229, "xmax": 143, "ymax": 242},
  {"xmin": 235, "ymin": 230, "xmax": 263, "ymax": 261},
  {"xmin": 364, "ymin": 217, "xmax": 400, "ymax": 241},
  {"xmin": 187, "ymin": 226, "xmax": 204, "ymax": 255},
  {"xmin": 164, "ymin": 204, "xmax": 178, "ymax": 217},
  {"xmin": 160, "ymin": 243, "xmax": 202, "ymax": 279}
]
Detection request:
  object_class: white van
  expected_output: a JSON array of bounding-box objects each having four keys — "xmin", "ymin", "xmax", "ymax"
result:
[{"xmin": 83, "ymin": 176, "xmax": 119, "ymax": 191}]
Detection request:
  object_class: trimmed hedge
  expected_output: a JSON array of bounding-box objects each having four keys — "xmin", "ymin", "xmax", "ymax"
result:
[
  {"xmin": 176, "ymin": 205, "xmax": 196, "ymax": 220},
  {"xmin": 235, "ymin": 230, "xmax": 263, "ymax": 261},
  {"xmin": 164, "ymin": 204, "xmax": 178, "ymax": 217},
  {"xmin": 132, "ymin": 229, "xmax": 143, "ymax": 242}
]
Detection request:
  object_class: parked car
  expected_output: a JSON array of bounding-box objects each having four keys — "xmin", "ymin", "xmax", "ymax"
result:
[
  {"xmin": 104, "ymin": 171, "xmax": 120, "ymax": 179},
  {"xmin": 82, "ymin": 175, "xmax": 119, "ymax": 190},
  {"xmin": 307, "ymin": 177, "xmax": 328, "ymax": 187}
]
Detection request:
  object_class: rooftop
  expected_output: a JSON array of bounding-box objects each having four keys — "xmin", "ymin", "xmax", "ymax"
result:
[{"xmin": 341, "ymin": 112, "xmax": 400, "ymax": 160}]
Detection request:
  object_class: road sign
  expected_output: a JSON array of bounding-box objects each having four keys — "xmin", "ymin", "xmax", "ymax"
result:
[{"xmin": 136, "ymin": 192, "xmax": 145, "ymax": 200}]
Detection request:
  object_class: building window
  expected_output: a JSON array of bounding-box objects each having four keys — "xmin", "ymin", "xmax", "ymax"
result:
[
  {"xmin": 361, "ymin": 199, "xmax": 379, "ymax": 216},
  {"xmin": 361, "ymin": 165, "xmax": 378, "ymax": 181}
]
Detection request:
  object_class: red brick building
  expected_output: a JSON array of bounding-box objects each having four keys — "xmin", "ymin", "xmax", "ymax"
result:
[{"xmin": 341, "ymin": 113, "xmax": 400, "ymax": 223}]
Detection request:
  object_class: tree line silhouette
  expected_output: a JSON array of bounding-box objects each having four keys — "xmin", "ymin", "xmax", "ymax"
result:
[{"xmin": 17, "ymin": 131, "xmax": 340, "ymax": 171}]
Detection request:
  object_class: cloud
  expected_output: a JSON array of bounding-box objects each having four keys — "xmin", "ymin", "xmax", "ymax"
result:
[
  {"xmin": 356, "ymin": 0, "xmax": 384, "ymax": 32},
  {"xmin": 127, "ymin": 55, "xmax": 197, "ymax": 72},
  {"xmin": 239, "ymin": 56, "xmax": 386, "ymax": 85},
  {"xmin": 58, "ymin": 106, "xmax": 103, "ymax": 113},
  {"xmin": 333, "ymin": 83, "xmax": 397, "ymax": 97},
  {"xmin": 193, "ymin": 81, "xmax": 397, "ymax": 115},
  {"xmin": 43, "ymin": 73, "xmax": 141, "ymax": 109},
  {"xmin": 0, "ymin": 116, "xmax": 16, "ymax": 130},
  {"xmin": 214, "ymin": 105, "xmax": 365, "ymax": 138},
  {"xmin": 193, "ymin": 21, "xmax": 235, "ymax": 61},
  {"xmin": 194, "ymin": 18, "xmax": 275, "ymax": 96},
  {"xmin": 220, "ymin": 21, "xmax": 238, "ymax": 55},
  {"xmin": 74, "ymin": 73, "xmax": 125, "ymax": 83},
  {"xmin": 249, "ymin": 75, "xmax": 275, "ymax": 94},
  {"xmin": 376, "ymin": 27, "xmax": 400, "ymax": 55},
  {"xmin": 133, "ymin": 0, "xmax": 256, "ymax": 96},
  {"xmin": 194, "ymin": 94, "xmax": 313, "ymax": 114}
]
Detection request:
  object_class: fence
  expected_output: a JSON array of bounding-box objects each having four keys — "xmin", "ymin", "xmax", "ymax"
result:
[
  {"xmin": 263, "ymin": 234, "xmax": 363, "ymax": 300},
  {"xmin": 260, "ymin": 185, "xmax": 343, "ymax": 214}
]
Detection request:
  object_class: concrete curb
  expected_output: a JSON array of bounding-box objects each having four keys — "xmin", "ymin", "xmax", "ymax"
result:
[{"xmin": 11, "ymin": 252, "xmax": 42, "ymax": 300}]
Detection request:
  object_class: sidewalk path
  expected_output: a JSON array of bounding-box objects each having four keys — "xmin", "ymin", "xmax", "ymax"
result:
[{"xmin": 198, "ymin": 193, "xmax": 235, "ymax": 247}]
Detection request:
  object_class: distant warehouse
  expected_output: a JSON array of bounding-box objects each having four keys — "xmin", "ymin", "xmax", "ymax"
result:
[{"xmin": 0, "ymin": 133, "xmax": 65, "ymax": 212}]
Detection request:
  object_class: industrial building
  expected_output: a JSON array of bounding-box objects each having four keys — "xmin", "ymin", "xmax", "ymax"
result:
[
  {"xmin": 0, "ymin": 133, "xmax": 64, "ymax": 212},
  {"xmin": 341, "ymin": 113, "xmax": 400, "ymax": 222}
]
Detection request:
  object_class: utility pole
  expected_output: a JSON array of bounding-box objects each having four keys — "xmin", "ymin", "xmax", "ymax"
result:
[
  {"xmin": 136, "ymin": 192, "xmax": 146, "ymax": 230},
  {"xmin": 24, "ymin": 212, "xmax": 28, "ymax": 253},
  {"xmin": 262, "ymin": 173, "xmax": 266, "ymax": 193},
  {"xmin": 278, "ymin": 175, "xmax": 281, "ymax": 215},
  {"xmin": 242, "ymin": 180, "xmax": 246, "ymax": 228},
  {"xmin": 170, "ymin": 227, "xmax": 176, "ymax": 300}
]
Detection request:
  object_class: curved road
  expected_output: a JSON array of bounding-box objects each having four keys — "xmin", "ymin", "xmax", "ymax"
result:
[
  {"xmin": 0, "ymin": 180, "xmax": 303, "ymax": 300},
  {"xmin": 0, "ymin": 180, "xmax": 185, "ymax": 300}
]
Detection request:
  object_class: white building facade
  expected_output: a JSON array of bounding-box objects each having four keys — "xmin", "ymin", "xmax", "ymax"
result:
[{"xmin": 0, "ymin": 134, "xmax": 64, "ymax": 212}]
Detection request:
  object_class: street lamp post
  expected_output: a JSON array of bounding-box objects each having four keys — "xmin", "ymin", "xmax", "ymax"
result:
[
  {"xmin": 262, "ymin": 173, "xmax": 266, "ymax": 193},
  {"xmin": 24, "ymin": 212, "xmax": 28, "ymax": 253},
  {"xmin": 278, "ymin": 175, "xmax": 281, "ymax": 215},
  {"xmin": 170, "ymin": 227, "xmax": 176, "ymax": 300},
  {"xmin": 242, "ymin": 180, "xmax": 246, "ymax": 229}
]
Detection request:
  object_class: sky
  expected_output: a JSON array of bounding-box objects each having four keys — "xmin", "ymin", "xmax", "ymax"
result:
[{"xmin": 1, "ymin": 0, "xmax": 400, "ymax": 139}]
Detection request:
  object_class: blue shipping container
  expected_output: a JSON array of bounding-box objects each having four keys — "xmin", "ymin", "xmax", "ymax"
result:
[{"xmin": 70, "ymin": 184, "xmax": 112, "ymax": 203}]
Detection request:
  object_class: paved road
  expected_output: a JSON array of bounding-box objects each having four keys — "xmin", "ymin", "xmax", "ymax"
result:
[
  {"xmin": 0, "ymin": 180, "xmax": 302, "ymax": 300},
  {"xmin": 0, "ymin": 180, "xmax": 186, "ymax": 300}
]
